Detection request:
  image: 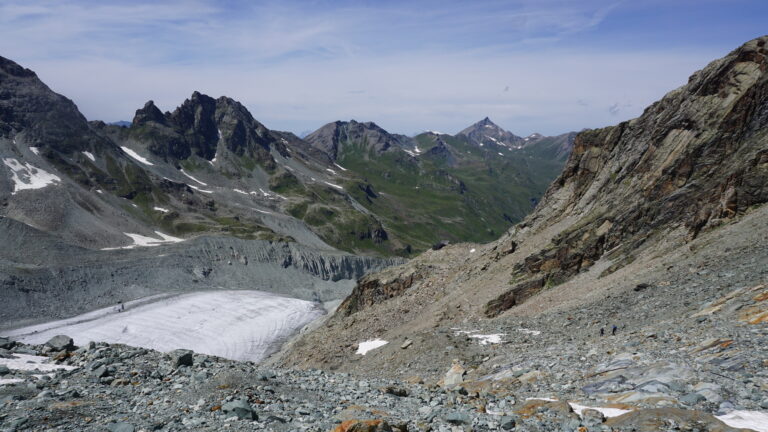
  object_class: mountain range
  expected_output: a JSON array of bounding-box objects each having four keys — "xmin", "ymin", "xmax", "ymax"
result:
[{"xmin": 0, "ymin": 55, "xmax": 573, "ymax": 257}]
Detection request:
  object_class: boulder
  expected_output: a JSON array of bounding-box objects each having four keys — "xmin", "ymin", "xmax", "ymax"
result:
[
  {"xmin": 441, "ymin": 361, "xmax": 466, "ymax": 388},
  {"xmin": 107, "ymin": 423, "xmax": 135, "ymax": 432},
  {"xmin": 45, "ymin": 335, "xmax": 74, "ymax": 352},
  {"xmin": 171, "ymin": 349, "xmax": 194, "ymax": 367},
  {"xmin": 221, "ymin": 398, "xmax": 257, "ymax": 420},
  {"xmin": 0, "ymin": 365, "xmax": 10, "ymax": 375},
  {"xmin": 0, "ymin": 336, "xmax": 14, "ymax": 349}
]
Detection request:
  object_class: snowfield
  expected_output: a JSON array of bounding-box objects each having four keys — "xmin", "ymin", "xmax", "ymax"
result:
[
  {"xmin": 2, "ymin": 158, "xmax": 61, "ymax": 194},
  {"xmin": 7, "ymin": 290, "xmax": 324, "ymax": 362},
  {"xmin": 101, "ymin": 231, "xmax": 184, "ymax": 250}
]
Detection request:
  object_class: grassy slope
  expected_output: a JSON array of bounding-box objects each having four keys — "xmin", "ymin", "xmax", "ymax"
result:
[{"xmin": 337, "ymin": 134, "xmax": 564, "ymax": 252}]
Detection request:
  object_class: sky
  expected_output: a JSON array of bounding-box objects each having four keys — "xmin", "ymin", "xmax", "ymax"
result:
[{"xmin": 0, "ymin": 0, "xmax": 766, "ymax": 136}]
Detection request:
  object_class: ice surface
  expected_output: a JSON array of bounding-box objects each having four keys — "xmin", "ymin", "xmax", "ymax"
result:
[
  {"xmin": 8, "ymin": 290, "xmax": 324, "ymax": 362},
  {"xmin": 356, "ymin": 339, "xmax": 388, "ymax": 355},
  {"xmin": 2, "ymin": 158, "xmax": 61, "ymax": 194},
  {"xmin": 82, "ymin": 151, "xmax": 95, "ymax": 161},
  {"xmin": 120, "ymin": 146, "xmax": 154, "ymax": 165},
  {"xmin": 716, "ymin": 410, "xmax": 768, "ymax": 432}
]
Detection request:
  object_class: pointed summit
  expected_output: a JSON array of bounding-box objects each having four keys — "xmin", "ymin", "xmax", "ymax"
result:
[
  {"xmin": 132, "ymin": 100, "xmax": 167, "ymax": 126},
  {"xmin": 457, "ymin": 117, "xmax": 524, "ymax": 148}
]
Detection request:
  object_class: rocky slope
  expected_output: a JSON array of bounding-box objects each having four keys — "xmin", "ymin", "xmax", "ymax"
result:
[
  {"xmin": 1, "ymin": 337, "xmax": 761, "ymax": 431},
  {"xmin": 273, "ymin": 36, "xmax": 768, "ymax": 429}
]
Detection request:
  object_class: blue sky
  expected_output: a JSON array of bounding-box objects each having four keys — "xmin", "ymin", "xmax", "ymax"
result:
[{"xmin": 0, "ymin": 0, "xmax": 765, "ymax": 136}]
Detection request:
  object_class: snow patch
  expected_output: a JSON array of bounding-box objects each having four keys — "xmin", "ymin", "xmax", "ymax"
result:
[
  {"xmin": 0, "ymin": 378, "xmax": 24, "ymax": 385},
  {"xmin": 120, "ymin": 146, "xmax": 154, "ymax": 165},
  {"xmin": 82, "ymin": 151, "xmax": 95, "ymax": 162},
  {"xmin": 326, "ymin": 168, "xmax": 337, "ymax": 175},
  {"xmin": 403, "ymin": 149, "xmax": 417, "ymax": 157},
  {"xmin": 180, "ymin": 169, "xmax": 207, "ymax": 186},
  {"xmin": 333, "ymin": 163, "xmax": 348, "ymax": 171},
  {"xmin": 233, "ymin": 189, "xmax": 249, "ymax": 195},
  {"xmin": 324, "ymin": 181, "xmax": 343, "ymax": 190},
  {"xmin": 29, "ymin": 147, "xmax": 40, "ymax": 155},
  {"xmin": 2, "ymin": 158, "xmax": 61, "ymax": 194},
  {"xmin": 498, "ymin": 152, "xmax": 504, "ymax": 156},
  {"xmin": 518, "ymin": 328, "xmax": 541, "ymax": 336},
  {"xmin": 470, "ymin": 334, "xmax": 505, "ymax": 345},
  {"xmin": 188, "ymin": 184, "xmax": 213, "ymax": 194},
  {"xmin": 716, "ymin": 411, "xmax": 768, "ymax": 432},
  {"xmin": 453, "ymin": 329, "xmax": 505, "ymax": 345},
  {"xmin": 470, "ymin": 248, "xmax": 476, "ymax": 253},
  {"xmin": 102, "ymin": 231, "xmax": 184, "ymax": 250},
  {"xmin": 356, "ymin": 339, "xmax": 388, "ymax": 355},
  {"xmin": 8, "ymin": 291, "xmax": 323, "ymax": 362},
  {"xmin": 153, "ymin": 207, "xmax": 169, "ymax": 213},
  {"xmin": 526, "ymin": 398, "xmax": 632, "ymax": 419},
  {"xmin": 0, "ymin": 354, "xmax": 77, "ymax": 373}
]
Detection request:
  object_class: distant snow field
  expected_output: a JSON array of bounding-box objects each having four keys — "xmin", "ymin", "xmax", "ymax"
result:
[
  {"xmin": 2, "ymin": 158, "xmax": 61, "ymax": 194},
  {"xmin": 82, "ymin": 151, "xmax": 95, "ymax": 162},
  {"xmin": 7, "ymin": 290, "xmax": 324, "ymax": 362}
]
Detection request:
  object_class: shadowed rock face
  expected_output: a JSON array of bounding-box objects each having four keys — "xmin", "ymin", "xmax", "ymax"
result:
[
  {"xmin": 0, "ymin": 56, "xmax": 97, "ymax": 153},
  {"xmin": 131, "ymin": 91, "xmax": 284, "ymax": 169}
]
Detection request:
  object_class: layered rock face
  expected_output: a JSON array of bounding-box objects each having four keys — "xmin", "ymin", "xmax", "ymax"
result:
[{"xmin": 490, "ymin": 36, "xmax": 768, "ymax": 312}]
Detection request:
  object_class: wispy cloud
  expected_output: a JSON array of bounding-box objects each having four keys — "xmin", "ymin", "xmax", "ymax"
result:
[{"xmin": 0, "ymin": 0, "xmax": 762, "ymax": 135}]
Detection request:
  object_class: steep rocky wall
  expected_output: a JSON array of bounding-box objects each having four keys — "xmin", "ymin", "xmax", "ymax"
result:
[{"xmin": 482, "ymin": 36, "xmax": 768, "ymax": 315}]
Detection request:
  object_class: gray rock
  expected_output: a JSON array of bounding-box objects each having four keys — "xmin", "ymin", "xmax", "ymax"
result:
[
  {"xmin": 44, "ymin": 335, "xmax": 74, "ymax": 352},
  {"xmin": 0, "ymin": 336, "xmax": 13, "ymax": 349},
  {"xmin": 680, "ymin": 393, "xmax": 706, "ymax": 405},
  {"xmin": 222, "ymin": 398, "xmax": 257, "ymax": 420},
  {"xmin": 0, "ymin": 365, "xmax": 10, "ymax": 375},
  {"xmin": 91, "ymin": 366, "xmax": 109, "ymax": 378},
  {"xmin": 445, "ymin": 411, "xmax": 471, "ymax": 425},
  {"xmin": 171, "ymin": 349, "xmax": 194, "ymax": 367},
  {"xmin": 107, "ymin": 422, "xmax": 135, "ymax": 432},
  {"xmin": 500, "ymin": 416, "xmax": 516, "ymax": 430}
]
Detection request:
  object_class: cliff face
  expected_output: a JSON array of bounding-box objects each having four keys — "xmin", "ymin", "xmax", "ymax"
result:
[{"xmin": 487, "ymin": 36, "xmax": 768, "ymax": 313}]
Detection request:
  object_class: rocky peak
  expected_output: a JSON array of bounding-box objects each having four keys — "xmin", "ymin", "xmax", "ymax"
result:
[
  {"xmin": 132, "ymin": 100, "xmax": 167, "ymax": 126},
  {"xmin": 458, "ymin": 117, "xmax": 524, "ymax": 148},
  {"xmin": 305, "ymin": 120, "xmax": 400, "ymax": 160},
  {"xmin": 0, "ymin": 56, "xmax": 90, "ymax": 150}
]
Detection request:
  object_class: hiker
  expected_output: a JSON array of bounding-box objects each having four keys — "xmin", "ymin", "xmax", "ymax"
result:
[
  {"xmin": 600, "ymin": 327, "xmax": 605, "ymax": 336},
  {"xmin": 612, "ymin": 324, "xmax": 618, "ymax": 335}
]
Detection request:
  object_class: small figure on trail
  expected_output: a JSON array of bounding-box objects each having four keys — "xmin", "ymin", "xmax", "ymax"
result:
[
  {"xmin": 600, "ymin": 327, "xmax": 605, "ymax": 336},
  {"xmin": 612, "ymin": 324, "xmax": 618, "ymax": 335}
]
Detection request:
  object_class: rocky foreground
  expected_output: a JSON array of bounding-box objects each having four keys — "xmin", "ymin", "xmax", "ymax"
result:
[{"xmin": 1, "ymin": 331, "xmax": 766, "ymax": 431}]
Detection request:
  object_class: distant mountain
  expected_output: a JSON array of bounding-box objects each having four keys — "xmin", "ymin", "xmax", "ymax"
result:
[
  {"xmin": 109, "ymin": 120, "xmax": 131, "ymax": 127},
  {"xmin": 304, "ymin": 120, "xmax": 570, "ymax": 250},
  {"xmin": 457, "ymin": 116, "xmax": 525, "ymax": 148}
]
